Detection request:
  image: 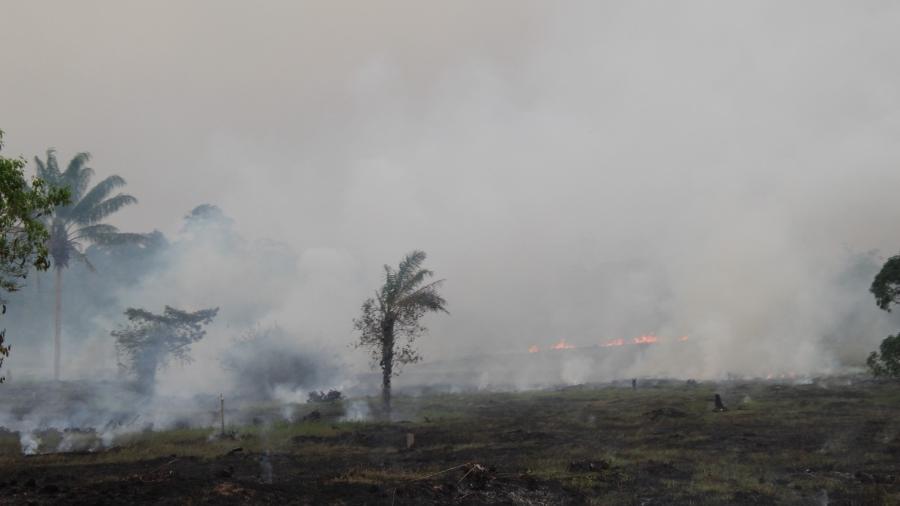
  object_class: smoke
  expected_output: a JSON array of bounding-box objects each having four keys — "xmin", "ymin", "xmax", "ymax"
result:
[
  {"xmin": 340, "ymin": 399, "xmax": 372, "ymax": 422},
  {"xmin": 0, "ymin": 380, "xmax": 220, "ymax": 455},
  {"xmin": 0, "ymin": 1, "xmax": 899, "ymax": 396},
  {"xmin": 19, "ymin": 432, "xmax": 39, "ymax": 456},
  {"xmin": 220, "ymin": 325, "xmax": 345, "ymax": 402}
]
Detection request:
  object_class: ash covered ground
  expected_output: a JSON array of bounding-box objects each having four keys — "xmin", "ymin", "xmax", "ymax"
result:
[{"xmin": 0, "ymin": 375, "xmax": 899, "ymax": 505}]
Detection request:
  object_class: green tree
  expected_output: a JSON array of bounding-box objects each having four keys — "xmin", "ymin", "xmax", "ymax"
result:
[
  {"xmin": 353, "ymin": 250, "xmax": 447, "ymax": 415},
  {"xmin": 34, "ymin": 149, "xmax": 142, "ymax": 380},
  {"xmin": 869, "ymin": 255, "xmax": 900, "ymax": 376},
  {"xmin": 112, "ymin": 305, "xmax": 219, "ymax": 395},
  {"xmin": 0, "ymin": 130, "xmax": 70, "ymax": 381},
  {"xmin": 866, "ymin": 333, "xmax": 900, "ymax": 377},
  {"xmin": 871, "ymin": 255, "xmax": 900, "ymax": 312}
]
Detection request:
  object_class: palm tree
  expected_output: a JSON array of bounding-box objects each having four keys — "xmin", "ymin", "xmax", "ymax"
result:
[
  {"xmin": 353, "ymin": 250, "xmax": 448, "ymax": 415},
  {"xmin": 34, "ymin": 149, "xmax": 142, "ymax": 380}
]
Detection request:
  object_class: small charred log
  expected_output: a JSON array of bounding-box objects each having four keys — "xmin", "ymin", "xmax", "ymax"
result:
[{"xmin": 308, "ymin": 390, "xmax": 342, "ymax": 403}]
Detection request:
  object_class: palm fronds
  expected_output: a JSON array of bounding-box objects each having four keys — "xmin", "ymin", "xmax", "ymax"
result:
[
  {"xmin": 74, "ymin": 194, "xmax": 138, "ymax": 225},
  {"xmin": 33, "ymin": 150, "xmax": 143, "ymax": 270},
  {"xmin": 68, "ymin": 175, "xmax": 126, "ymax": 219}
]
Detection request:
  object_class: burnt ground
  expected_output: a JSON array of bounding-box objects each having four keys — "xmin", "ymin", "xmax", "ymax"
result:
[{"xmin": 1, "ymin": 378, "xmax": 899, "ymax": 505}]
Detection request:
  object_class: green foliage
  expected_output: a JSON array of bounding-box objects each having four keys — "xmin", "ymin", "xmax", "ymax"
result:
[
  {"xmin": 870, "ymin": 255, "xmax": 900, "ymax": 312},
  {"xmin": 353, "ymin": 250, "xmax": 448, "ymax": 373},
  {"xmin": 112, "ymin": 305, "xmax": 219, "ymax": 393},
  {"xmin": 33, "ymin": 148, "xmax": 142, "ymax": 270},
  {"xmin": 354, "ymin": 250, "xmax": 448, "ymax": 413},
  {"xmin": 0, "ymin": 130, "xmax": 70, "ymax": 381},
  {"xmin": 866, "ymin": 333, "xmax": 900, "ymax": 377},
  {"xmin": 0, "ymin": 131, "xmax": 70, "ymax": 292},
  {"xmin": 869, "ymin": 255, "xmax": 900, "ymax": 377}
]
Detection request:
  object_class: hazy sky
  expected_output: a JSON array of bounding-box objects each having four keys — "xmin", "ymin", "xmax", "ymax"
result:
[{"xmin": 4, "ymin": 1, "xmax": 900, "ymax": 380}]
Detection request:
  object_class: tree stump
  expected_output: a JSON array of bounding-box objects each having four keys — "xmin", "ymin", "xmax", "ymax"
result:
[{"xmin": 713, "ymin": 393, "xmax": 728, "ymax": 412}]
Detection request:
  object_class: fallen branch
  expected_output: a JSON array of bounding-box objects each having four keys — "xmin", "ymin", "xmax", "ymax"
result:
[{"xmin": 419, "ymin": 462, "xmax": 471, "ymax": 481}]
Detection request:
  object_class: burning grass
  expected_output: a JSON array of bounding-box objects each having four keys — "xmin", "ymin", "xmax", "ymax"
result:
[{"xmin": 0, "ymin": 378, "xmax": 899, "ymax": 504}]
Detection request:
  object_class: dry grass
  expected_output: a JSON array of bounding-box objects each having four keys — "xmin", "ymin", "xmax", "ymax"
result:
[{"xmin": 1, "ymin": 378, "xmax": 900, "ymax": 504}]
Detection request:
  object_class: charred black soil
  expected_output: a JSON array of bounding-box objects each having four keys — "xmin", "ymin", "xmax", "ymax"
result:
[{"xmin": 1, "ymin": 378, "xmax": 899, "ymax": 505}]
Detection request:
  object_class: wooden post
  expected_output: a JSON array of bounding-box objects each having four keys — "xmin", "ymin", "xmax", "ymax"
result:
[
  {"xmin": 220, "ymin": 393, "xmax": 225, "ymax": 435},
  {"xmin": 714, "ymin": 393, "xmax": 727, "ymax": 412}
]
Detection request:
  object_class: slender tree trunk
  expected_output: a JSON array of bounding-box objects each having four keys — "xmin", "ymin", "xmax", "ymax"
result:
[
  {"xmin": 53, "ymin": 267, "xmax": 62, "ymax": 381},
  {"xmin": 136, "ymin": 350, "xmax": 159, "ymax": 396},
  {"xmin": 381, "ymin": 322, "xmax": 394, "ymax": 417}
]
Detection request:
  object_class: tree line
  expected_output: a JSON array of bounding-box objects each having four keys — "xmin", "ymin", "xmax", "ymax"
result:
[
  {"xmin": 0, "ymin": 129, "xmax": 448, "ymax": 416},
  {"xmin": 16, "ymin": 128, "xmax": 900, "ymax": 416}
]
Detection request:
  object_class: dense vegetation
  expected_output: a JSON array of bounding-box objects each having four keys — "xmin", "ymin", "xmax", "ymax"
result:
[
  {"xmin": 0, "ymin": 130, "xmax": 69, "ymax": 381},
  {"xmin": 869, "ymin": 255, "xmax": 900, "ymax": 376}
]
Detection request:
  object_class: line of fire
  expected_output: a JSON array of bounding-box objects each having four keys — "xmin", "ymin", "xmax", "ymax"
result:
[{"xmin": 527, "ymin": 335, "xmax": 691, "ymax": 354}]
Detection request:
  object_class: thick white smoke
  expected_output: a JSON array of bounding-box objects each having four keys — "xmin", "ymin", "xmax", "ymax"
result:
[{"xmin": 1, "ymin": 1, "xmax": 900, "ymax": 392}]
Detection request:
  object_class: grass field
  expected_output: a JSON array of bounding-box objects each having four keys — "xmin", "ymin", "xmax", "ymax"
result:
[{"xmin": 1, "ymin": 378, "xmax": 899, "ymax": 504}]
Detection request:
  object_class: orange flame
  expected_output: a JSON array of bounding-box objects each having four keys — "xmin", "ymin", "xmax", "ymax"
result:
[
  {"xmin": 632, "ymin": 335, "xmax": 658, "ymax": 344},
  {"xmin": 527, "ymin": 334, "xmax": 689, "ymax": 353},
  {"xmin": 551, "ymin": 338, "xmax": 575, "ymax": 350}
]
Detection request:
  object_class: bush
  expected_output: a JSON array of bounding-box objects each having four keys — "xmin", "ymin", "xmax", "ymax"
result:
[
  {"xmin": 307, "ymin": 390, "xmax": 342, "ymax": 403},
  {"xmin": 867, "ymin": 333, "xmax": 900, "ymax": 377}
]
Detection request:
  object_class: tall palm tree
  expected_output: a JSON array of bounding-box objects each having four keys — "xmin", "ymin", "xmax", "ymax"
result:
[
  {"xmin": 353, "ymin": 250, "xmax": 448, "ymax": 415},
  {"xmin": 34, "ymin": 149, "xmax": 142, "ymax": 380}
]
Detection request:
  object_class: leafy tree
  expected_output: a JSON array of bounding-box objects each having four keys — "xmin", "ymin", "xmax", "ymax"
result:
[
  {"xmin": 353, "ymin": 250, "xmax": 447, "ymax": 414},
  {"xmin": 183, "ymin": 204, "xmax": 234, "ymax": 231},
  {"xmin": 867, "ymin": 333, "xmax": 900, "ymax": 377},
  {"xmin": 871, "ymin": 255, "xmax": 900, "ymax": 312},
  {"xmin": 34, "ymin": 149, "xmax": 142, "ymax": 380},
  {"xmin": 869, "ymin": 255, "xmax": 900, "ymax": 377},
  {"xmin": 112, "ymin": 306, "xmax": 218, "ymax": 394},
  {"xmin": 0, "ymin": 130, "xmax": 69, "ymax": 381}
]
